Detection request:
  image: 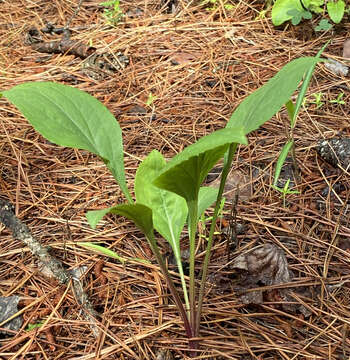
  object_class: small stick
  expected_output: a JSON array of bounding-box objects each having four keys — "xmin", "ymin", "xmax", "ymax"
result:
[
  {"xmin": 226, "ymin": 186, "xmax": 239, "ymax": 262},
  {"xmin": 65, "ymin": 0, "xmax": 86, "ymax": 29},
  {"xmin": 0, "ymin": 198, "xmax": 100, "ymax": 337}
]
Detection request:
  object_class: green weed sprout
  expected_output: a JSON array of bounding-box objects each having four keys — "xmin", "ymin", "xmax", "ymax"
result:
[
  {"xmin": 302, "ymin": 92, "xmax": 324, "ymax": 109},
  {"xmin": 100, "ymin": 0, "xmax": 123, "ymax": 26},
  {"xmin": 310, "ymin": 92, "xmax": 324, "ymax": 109},
  {"xmin": 26, "ymin": 322, "xmax": 44, "ymax": 331},
  {"xmin": 315, "ymin": 18, "xmax": 333, "ymax": 32},
  {"xmin": 2, "ymin": 56, "xmax": 321, "ymax": 354},
  {"xmin": 146, "ymin": 92, "xmax": 158, "ymax": 107},
  {"xmin": 272, "ymin": 179, "xmax": 299, "ymax": 207},
  {"xmin": 330, "ymin": 92, "xmax": 345, "ymax": 105},
  {"xmin": 273, "ymin": 42, "xmax": 328, "ymax": 194}
]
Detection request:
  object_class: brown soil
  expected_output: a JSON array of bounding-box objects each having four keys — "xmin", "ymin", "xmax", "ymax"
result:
[{"xmin": 0, "ymin": 0, "xmax": 350, "ymax": 359}]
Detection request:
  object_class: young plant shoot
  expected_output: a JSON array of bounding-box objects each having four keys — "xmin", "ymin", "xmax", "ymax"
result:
[
  {"xmin": 273, "ymin": 42, "xmax": 327, "ymax": 191},
  {"xmin": 2, "ymin": 56, "xmax": 321, "ymax": 354}
]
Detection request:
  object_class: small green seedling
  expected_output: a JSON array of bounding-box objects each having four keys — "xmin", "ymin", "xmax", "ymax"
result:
[
  {"xmin": 310, "ymin": 92, "xmax": 325, "ymax": 109},
  {"xmin": 26, "ymin": 322, "xmax": 44, "ymax": 331},
  {"xmin": 2, "ymin": 56, "xmax": 321, "ymax": 354},
  {"xmin": 301, "ymin": 92, "xmax": 324, "ymax": 109},
  {"xmin": 315, "ymin": 18, "xmax": 333, "ymax": 32},
  {"xmin": 146, "ymin": 92, "xmax": 158, "ymax": 107},
  {"xmin": 272, "ymin": 179, "xmax": 299, "ymax": 207},
  {"xmin": 273, "ymin": 42, "xmax": 327, "ymax": 192},
  {"xmin": 330, "ymin": 92, "xmax": 345, "ymax": 105},
  {"xmin": 257, "ymin": 0, "xmax": 273, "ymax": 19},
  {"xmin": 100, "ymin": 0, "xmax": 123, "ymax": 26}
]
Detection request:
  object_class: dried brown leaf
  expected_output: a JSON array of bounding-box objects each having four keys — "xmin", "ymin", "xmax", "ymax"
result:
[
  {"xmin": 170, "ymin": 52, "xmax": 197, "ymax": 65},
  {"xmin": 210, "ymin": 169, "xmax": 253, "ymax": 201},
  {"xmin": 232, "ymin": 244, "xmax": 291, "ymax": 304}
]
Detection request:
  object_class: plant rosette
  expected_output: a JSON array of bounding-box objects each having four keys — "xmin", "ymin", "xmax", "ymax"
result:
[{"xmin": 1, "ymin": 56, "xmax": 321, "ymax": 354}]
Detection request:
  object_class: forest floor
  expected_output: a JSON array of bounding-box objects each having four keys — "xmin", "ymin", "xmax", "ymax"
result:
[{"xmin": 1, "ymin": 0, "xmax": 350, "ymax": 359}]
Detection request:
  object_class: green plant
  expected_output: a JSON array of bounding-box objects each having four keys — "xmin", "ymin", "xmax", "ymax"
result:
[
  {"xmin": 301, "ymin": 92, "xmax": 324, "ymax": 108},
  {"xmin": 146, "ymin": 92, "xmax": 157, "ymax": 107},
  {"xmin": 327, "ymin": 0, "xmax": 346, "ymax": 23},
  {"xmin": 314, "ymin": 18, "xmax": 333, "ymax": 31},
  {"xmin": 79, "ymin": 242, "xmax": 150, "ymax": 264},
  {"xmin": 310, "ymin": 92, "xmax": 325, "ymax": 109},
  {"xmin": 287, "ymin": 7, "xmax": 312, "ymax": 25},
  {"xmin": 100, "ymin": 0, "xmax": 123, "ymax": 26},
  {"xmin": 273, "ymin": 42, "xmax": 327, "ymax": 193},
  {"xmin": 271, "ymin": 0, "xmax": 346, "ymax": 27},
  {"xmin": 1, "ymin": 56, "xmax": 321, "ymax": 354},
  {"xmin": 303, "ymin": 90, "xmax": 344, "ymax": 108},
  {"xmin": 330, "ymin": 92, "xmax": 345, "ymax": 105},
  {"xmin": 26, "ymin": 322, "xmax": 44, "ymax": 331},
  {"xmin": 198, "ymin": 196, "xmax": 226, "ymax": 240},
  {"xmin": 201, "ymin": 0, "xmax": 235, "ymax": 11},
  {"xmin": 272, "ymin": 179, "xmax": 300, "ymax": 207}
]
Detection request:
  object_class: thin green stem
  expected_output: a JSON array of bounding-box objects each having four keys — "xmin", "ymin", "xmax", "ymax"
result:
[
  {"xmin": 195, "ymin": 143, "xmax": 237, "ymax": 336},
  {"xmin": 187, "ymin": 199, "xmax": 198, "ymax": 333},
  {"xmin": 176, "ymin": 257, "xmax": 190, "ymax": 316},
  {"xmin": 147, "ymin": 234, "xmax": 192, "ymax": 338}
]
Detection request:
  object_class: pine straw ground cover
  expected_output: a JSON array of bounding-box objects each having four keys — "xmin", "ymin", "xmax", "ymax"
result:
[{"xmin": 0, "ymin": 0, "xmax": 350, "ymax": 359}]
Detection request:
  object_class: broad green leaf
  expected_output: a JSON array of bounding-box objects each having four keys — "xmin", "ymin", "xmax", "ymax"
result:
[
  {"xmin": 87, "ymin": 203, "xmax": 154, "ymax": 238},
  {"xmin": 135, "ymin": 150, "xmax": 187, "ymax": 258},
  {"xmin": 3, "ymin": 82, "xmax": 132, "ymax": 202},
  {"xmin": 271, "ymin": 0, "xmax": 303, "ymax": 26},
  {"xmin": 86, "ymin": 208, "xmax": 112, "ymax": 229},
  {"xmin": 135, "ymin": 150, "xmax": 189, "ymax": 310},
  {"xmin": 90, "ymin": 202, "xmax": 187, "ymax": 323},
  {"xmin": 227, "ymin": 57, "xmax": 321, "ymax": 134},
  {"xmin": 108, "ymin": 204, "xmax": 155, "ymax": 241},
  {"xmin": 85, "ymin": 203, "xmax": 183, "ymax": 315},
  {"xmin": 87, "ymin": 203, "xmax": 154, "ymax": 243},
  {"xmin": 274, "ymin": 140, "xmax": 293, "ymax": 186},
  {"xmin": 306, "ymin": 0, "xmax": 324, "ymax": 13},
  {"xmin": 287, "ymin": 8, "xmax": 312, "ymax": 25},
  {"xmin": 327, "ymin": 0, "xmax": 345, "ymax": 24},
  {"xmin": 198, "ymin": 186, "xmax": 219, "ymax": 221},
  {"xmin": 154, "ymin": 127, "xmax": 247, "ymax": 202}
]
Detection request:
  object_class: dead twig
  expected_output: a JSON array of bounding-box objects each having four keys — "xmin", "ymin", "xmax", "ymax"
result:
[{"xmin": 0, "ymin": 198, "xmax": 100, "ymax": 337}]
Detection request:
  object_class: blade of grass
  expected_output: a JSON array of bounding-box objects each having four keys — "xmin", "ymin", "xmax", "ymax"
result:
[
  {"xmin": 273, "ymin": 140, "xmax": 294, "ymax": 186},
  {"xmin": 291, "ymin": 41, "xmax": 329, "ymax": 128}
]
